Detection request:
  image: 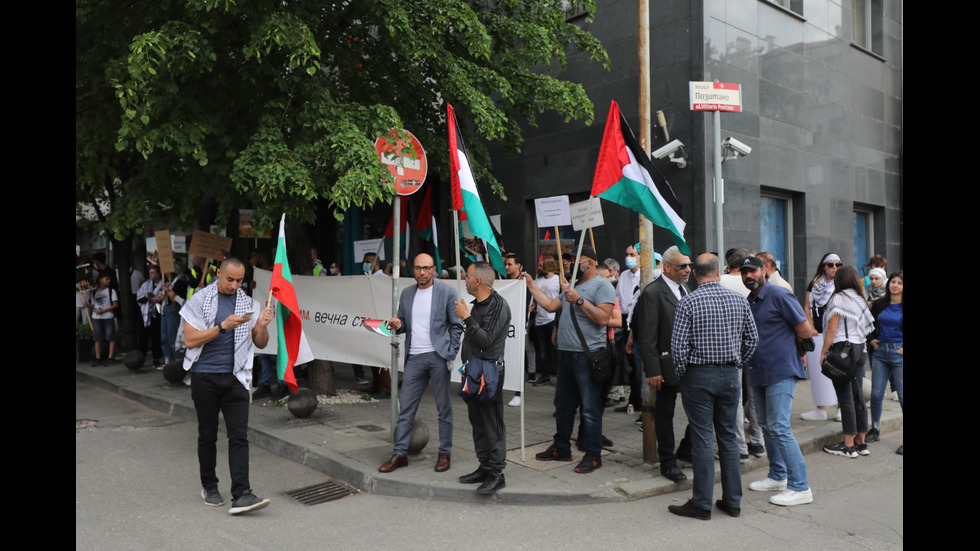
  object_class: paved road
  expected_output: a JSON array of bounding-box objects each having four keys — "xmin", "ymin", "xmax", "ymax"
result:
[{"xmin": 77, "ymin": 382, "xmax": 902, "ymax": 550}]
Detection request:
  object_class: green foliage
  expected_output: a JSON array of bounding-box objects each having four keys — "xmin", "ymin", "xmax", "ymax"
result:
[{"xmin": 77, "ymin": 0, "xmax": 609, "ymax": 237}]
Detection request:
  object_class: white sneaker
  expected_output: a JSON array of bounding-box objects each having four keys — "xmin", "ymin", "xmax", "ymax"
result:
[
  {"xmin": 835, "ymin": 409, "xmax": 842, "ymax": 422},
  {"xmin": 800, "ymin": 408, "xmax": 827, "ymax": 421},
  {"xmin": 749, "ymin": 477, "xmax": 788, "ymax": 492},
  {"xmin": 891, "ymin": 391, "xmax": 900, "ymax": 402},
  {"xmin": 770, "ymin": 488, "xmax": 813, "ymax": 506},
  {"xmin": 507, "ymin": 395, "xmax": 522, "ymax": 407}
]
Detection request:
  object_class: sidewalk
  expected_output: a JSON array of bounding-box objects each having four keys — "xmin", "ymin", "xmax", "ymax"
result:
[{"xmin": 76, "ymin": 361, "xmax": 903, "ymax": 505}]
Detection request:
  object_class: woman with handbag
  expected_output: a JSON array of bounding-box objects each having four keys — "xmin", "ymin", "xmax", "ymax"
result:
[
  {"xmin": 800, "ymin": 252, "xmax": 842, "ymax": 421},
  {"xmin": 819, "ymin": 266, "xmax": 875, "ymax": 458},
  {"xmin": 867, "ymin": 270, "xmax": 903, "ymax": 455}
]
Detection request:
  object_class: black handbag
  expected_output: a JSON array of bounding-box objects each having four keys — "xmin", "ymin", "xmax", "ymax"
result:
[
  {"xmin": 568, "ymin": 300, "xmax": 613, "ymax": 384},
  {"xmin": 820, "ymin": 319, "xmax": 865, "ymax": 383}
]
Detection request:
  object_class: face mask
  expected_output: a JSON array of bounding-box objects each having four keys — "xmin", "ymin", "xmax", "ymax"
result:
[
  {"xmin": 625, "ymin": 256, "xmax": 638, "ymax": 270},
  {"xmin": 363, "ymin": 262, "xmax": 373, "ymax": 274},
  {"xmin": 329, "ymin": 267, "xmax": 338, "ymax": 275},
  {"xmin": 611, "ymin": 275, "xmax": 617, "ymax": 283},
  {"xmin": 652, "ymin": 268, "xmax": 662, "ymax": 280}
]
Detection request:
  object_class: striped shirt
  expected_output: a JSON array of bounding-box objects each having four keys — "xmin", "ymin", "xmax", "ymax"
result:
[{"xmin": 671, "ymin": 281, "xmax": 759, "ymax": 377}]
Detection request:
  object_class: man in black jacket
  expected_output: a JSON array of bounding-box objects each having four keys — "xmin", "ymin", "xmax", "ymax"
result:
[
  {"xmin": 630, "ymin": 245, "xmax": 693, "ymax": 483},
  {"xmin": 455, "ymin": 261, "xmax": 512, "ymax": 495}
]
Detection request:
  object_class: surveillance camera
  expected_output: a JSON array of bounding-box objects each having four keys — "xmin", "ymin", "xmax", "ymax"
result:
[
  {"xmin": 653, "ymin": 139, "xmax": 685, "ymax": 160},
  {"xmin": 722, "ymin": 137, "xmax": 752, "ymax": 157}
]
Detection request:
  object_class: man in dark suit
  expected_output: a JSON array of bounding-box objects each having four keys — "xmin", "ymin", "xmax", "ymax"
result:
[
  {"xmin": 378, "ymin": 253, "xmax": 464, "ymax": 474},
  {"xmin": 630, "ymin": 245, "xmax": 693, "ymax": 483}
]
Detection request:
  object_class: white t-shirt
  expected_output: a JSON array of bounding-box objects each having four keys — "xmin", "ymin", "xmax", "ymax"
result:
[
  {"xmin": 92, "ymin": 288, "xmax": 118, "ymax": 320},
  {"xmin": 534, "ymin": 274, "xmax": 560, "ymax": 325},
  {"xmin": 409, "ymin": 286, "xmax": 435, "ymax": 355}
]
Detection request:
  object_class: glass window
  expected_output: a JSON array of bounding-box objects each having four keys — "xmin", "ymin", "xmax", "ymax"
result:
[
  {"xmin": 852, "ymin": 0, "xmax": 884, "ymax": 56},
  {"xmin": 760, "ymin": 195, "xmax": 791, "ymax": 282},
  {"xmin": 853, "ymin": 210, "xmax": 871, "ymax": 271}
]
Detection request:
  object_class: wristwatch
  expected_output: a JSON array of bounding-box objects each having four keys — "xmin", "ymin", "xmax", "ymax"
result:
[
  {"xmin": 576, "ymin": 297, "xmax": 585, "ymax": 306},
  {"xmin": 217, "ymin": 323, "xmax": 227, "ymax": 334}
]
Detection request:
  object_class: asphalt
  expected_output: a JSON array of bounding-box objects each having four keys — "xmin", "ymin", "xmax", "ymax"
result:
[{"xmin": 76, "ymin": 359, "xmax": 903, "ymax": 505}]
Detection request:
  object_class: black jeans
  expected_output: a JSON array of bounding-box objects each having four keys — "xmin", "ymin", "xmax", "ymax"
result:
[
  {"xmin": 191, "ymin": 372, "xmax": 251, "ymax": 499},
  {"xmin": 467, "ymin": 367, "xmax": 506, "ymax": 474}
]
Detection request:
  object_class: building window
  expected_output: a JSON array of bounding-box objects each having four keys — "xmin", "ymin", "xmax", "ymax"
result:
[
  {"xmin": 764, "ymin": 0, "xmax": 803, "ymax": 16},
  {"xmin": 853, "ymin": 209, "xmax": 872, "ymax": 271},
  {"xmin": 760, "ymin": 195, "xmax": 792, "ymax": 284},
  {"xmin": 852, "ymin": 0, "xmax": 884, "ymax": 56}
]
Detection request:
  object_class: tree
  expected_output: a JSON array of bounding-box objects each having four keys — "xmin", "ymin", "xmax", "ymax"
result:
[{"xmin": 76, "ymin": 0, "xmax": 608, "ymax": 352}]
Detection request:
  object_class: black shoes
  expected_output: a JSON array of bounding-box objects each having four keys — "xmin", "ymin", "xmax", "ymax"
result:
[
  {"xmin": 476, "ymin": 473, "xmax": 506, "ymax": 495},
  {"xmin": 532, "ymin": 375, "xmax": 551, "ymax": 386},
  {"xmin": 574, "ymin": 452, "xmax": 602, "ymax": 474},
  {"xmin": 536, "ymin": 445, "xmax": 573, "ymax": 462},
  {"xmin": 668, "ymin": 499, "xmax": 711, "ymax": 520},
  {"xmin": 228, "ymin": 491, "xmax": 271, "ymax": 515},
  {"xmin": 459, "ymin": 467, "xmax": 491, "ymax": 484},
  {"xmin": 866, "ymin": 427, "xmax": 880, "ymax": 442},
  {"xmin": 661, "ymin": 465, "xmax": 688, "ymax": 482},
  {"xmin": 715, "ymin": 500, "xmax": 741, "ymax": 518},
  {"xmin": 747, "ymin": 443, "xmax": 766, "ymax": 457}
]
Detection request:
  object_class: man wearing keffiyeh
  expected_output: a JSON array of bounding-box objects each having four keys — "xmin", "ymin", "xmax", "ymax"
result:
[{"xmin": 180, "ymin": 257, "xmax": 275, "ymax": 515}]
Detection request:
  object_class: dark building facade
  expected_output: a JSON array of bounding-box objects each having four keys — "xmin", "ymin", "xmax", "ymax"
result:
[{"xmin": 483, "ymin": 0, "xmax": 902, "ymax": 290}]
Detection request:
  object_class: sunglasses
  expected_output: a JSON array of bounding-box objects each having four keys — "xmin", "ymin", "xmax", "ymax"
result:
[{"xmin": 824, "ymin": 262, "xmax": 843, "ymax": 268}]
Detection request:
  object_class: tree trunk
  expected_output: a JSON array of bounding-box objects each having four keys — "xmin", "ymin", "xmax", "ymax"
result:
[
  {"xmin": 113, "ymin": 233, "xmax": 139, "ymax": 352},
  {"xmin": 308, "ymin": 360, "xmax": 336, "ymax": 396}
]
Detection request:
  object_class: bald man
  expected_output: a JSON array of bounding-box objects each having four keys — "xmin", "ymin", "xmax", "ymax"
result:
[{"xmin": 378, "ymin": 254, "xmax": 464, "ymax": 474}]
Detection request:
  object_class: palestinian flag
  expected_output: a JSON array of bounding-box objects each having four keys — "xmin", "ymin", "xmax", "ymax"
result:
[
  {"xmin": 591, "ymin": 100, "xmax": 689, "ymax": 255},
  {"xmin": 447, "ymin": 103, "xmax": 506, "ymax": 276},
  {"xmin": 361, "ymin": 318, "xmax": 396, "ymax": 338},
  {"xmin": 417, "ymin": 185, "xmax": 442, "ymax": 272},
  {"xmin": 270, "ymin": 214, "xmax": 314, "ymax": 393}
]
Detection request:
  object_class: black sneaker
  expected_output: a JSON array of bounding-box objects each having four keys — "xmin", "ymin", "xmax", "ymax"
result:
[
  {"xmin": 823, "ymin": 442, "xmax": 858, "ymax": 458},
  {"xmin": 866, "ymin": 428, "xmax": 880, "ymax": 442},
  {"xmin": 747, "ymin": 443, "xmax": 766, "ymax": 457},
  {"xmin": 535, "ymin": 445, "xmax": 573, "ymax": 462},
  {"xmin": 855, "ymin": 443, "xmax": 870, "ymax": 456},
  {"xmin": 201, "ymin": 486, "xmax": 225, "ymax": 507},
  {"xmin": 228, "ymin": 491, "xmax": 271, "ymax": 515},
  {"xmin": 574, "ymin": 452, "xmax": 602, "ymax": 473}
]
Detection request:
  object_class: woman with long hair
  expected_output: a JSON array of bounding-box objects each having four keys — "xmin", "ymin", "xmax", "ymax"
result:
[
  {"xmin": 867, "ymin": 271, "xmax": 903, "ymax": 455},
  {"xmin": 819, "ymin": 266, "xmax": 875, "ymax": 457},
  {"xmin": 800, "ymin": 253, "xmax": 842, "ymax": 421}
]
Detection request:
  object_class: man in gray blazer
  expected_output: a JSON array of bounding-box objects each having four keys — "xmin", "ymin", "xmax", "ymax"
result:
[
  {"xmin": 630, "ymin": 245, "xmax": 693, "ymax": 483},
  {"xmin": 379, "ymin": 253, "xmax": 463, "ymax": 473}
]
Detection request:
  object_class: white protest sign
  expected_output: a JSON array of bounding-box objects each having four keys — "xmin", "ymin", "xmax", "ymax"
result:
[
  {"xmin": 570, "ymin": 198, "xmax": 605, "ymax": 230},
  {"xmin": 533, "ymin": 195, "xmax": 572, "ymax": 228},
  {"xmin": 353, "ymin": 238, "xmax": 385, "ymax": 265}
]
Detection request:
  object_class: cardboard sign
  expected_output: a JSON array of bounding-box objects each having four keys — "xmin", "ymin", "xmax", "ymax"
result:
[
  {"xmin": 570, "ymin": 199, "xmax": 605, "ymax": 230},
  {"xmin": 533, "ymin": 195, "xmax": 572, "ymax": 227},
  {"xmin": 155, "ymin": 230, "xmax": 175, "ymax": 275},
  {"xmin": 187, "ymin": 230, "xmax": 233, "ymax": 261}
]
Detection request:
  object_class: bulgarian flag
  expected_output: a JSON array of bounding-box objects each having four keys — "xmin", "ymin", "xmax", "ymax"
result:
[
  {"xmin": 417, "ymin": 184, "xmax": 442, "ymax": 272},
  {"xmin": 447, "ymin": 103, "xmax": 506, "ymax": 276},
  {"xmin": 270, "ymin": 214, "xmax": 314, "ymax": 393},
  {"xmin": 592, "ymin": 100, "xmax": 689, "ymax": 255}
]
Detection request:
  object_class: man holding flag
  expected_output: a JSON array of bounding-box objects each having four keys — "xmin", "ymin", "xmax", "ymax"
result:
[{"xmin": 181, "ymin": 257, "xmax": 274, "ymax": 515}]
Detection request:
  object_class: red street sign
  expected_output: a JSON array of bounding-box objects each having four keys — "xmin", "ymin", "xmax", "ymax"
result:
[{"xmin": 375, "ymin": 129, "xmax": 427, "ymax": 196}]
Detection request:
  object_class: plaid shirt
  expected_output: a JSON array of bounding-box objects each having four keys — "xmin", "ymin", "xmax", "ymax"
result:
[{"xmin": 671, "ymin": 281, "xmax": 759, "ymax": 378}]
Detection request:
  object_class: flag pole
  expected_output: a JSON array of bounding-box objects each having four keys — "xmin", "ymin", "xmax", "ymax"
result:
[
  {"xmin": 568, "ymin": 196, "xmax": 596, "ymax": 289},
  {"xmin": 453, "ymin": 209, "xmax": 463, "ymax": 296},
  {"xmin": 390, "ymin": 195, "xmax": 401, "ymax": 440}
]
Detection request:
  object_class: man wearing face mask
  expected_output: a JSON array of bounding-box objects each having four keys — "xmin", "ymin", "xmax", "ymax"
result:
[
  {"xmin": 615, "ymin": 244, "xmax": 643, "ymax": 413},
  {"xmin": 523, "ymin": 245, "xmax": 615, "ymax": 473}
]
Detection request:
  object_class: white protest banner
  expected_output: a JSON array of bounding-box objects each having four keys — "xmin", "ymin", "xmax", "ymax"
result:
[
  {"xmin": 253, "ymin": 270, "xmax": 527, "ymax": 392},
  {"xmin": 353, "ymin": 238, "xmax": 385, "ymax": 265},
  {"xmin": 570, "ymin": 198, "xmax": 605, "ymax": 230},
  {"xmin": 533, "ymin": 195, "xmax": 572, "ymax": 228}
]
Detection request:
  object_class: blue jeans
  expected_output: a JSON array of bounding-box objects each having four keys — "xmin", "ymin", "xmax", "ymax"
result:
[
  {"xmin": 394, "ymin": 352, "xmax": 453, "ymax": 456},
  {"xmin": 160, "ymin": 302, "xmax": 182, "ymax": 361},
  {"xmin": 871, "ymin": 343, "xmax": 903, "ymax": 428},
  {"xmin": 554, "ymin": 351, "xmax": 603, "ymax": 453},
  {"xmin": 753, "ymin": 377, "xmax": 809, "ymax": 491},
  {"xmin": 680, "ymin": 366, "xmax": 742, "ymax": 511}
]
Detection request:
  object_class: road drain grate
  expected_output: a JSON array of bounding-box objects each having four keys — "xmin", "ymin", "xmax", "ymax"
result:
[{"xmin": 285, "ymin": 481, "xmax": 357, "ymax": 505}]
